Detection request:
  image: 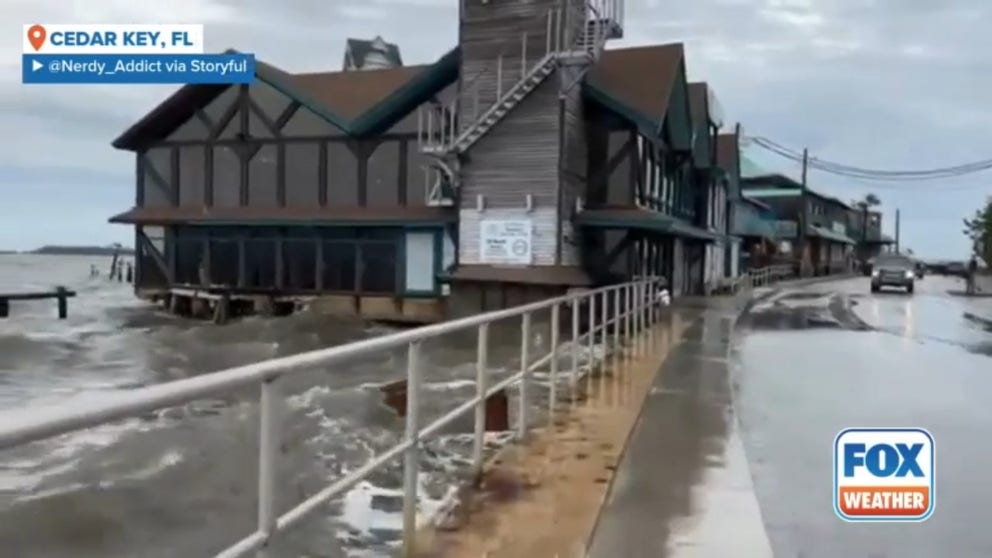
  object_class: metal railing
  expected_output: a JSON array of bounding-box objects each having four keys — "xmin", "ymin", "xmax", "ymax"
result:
[
  {"xmin": 0, "ymin": 275, "xmax": 667, "ymax": 558},
  {"xmin": 732, "ymin": 264, "xmax": 796, "ymax": 293}
]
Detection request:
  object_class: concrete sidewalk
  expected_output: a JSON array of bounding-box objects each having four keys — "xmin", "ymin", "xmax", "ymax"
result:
[{"xmin": 584, "ymin": 300, "xmax": 772, "ymax": 558}]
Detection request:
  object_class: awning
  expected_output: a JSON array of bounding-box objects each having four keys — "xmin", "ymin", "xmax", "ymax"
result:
[
  {"xmin": 575, "ymin": 208, "xmax": 722, "ymax": 242},
  {"xmin": 809, "ymin": 225, "xmax": 857, "ymax": 245},
  {"xmin": 109, "ymin": 206, "xmax": 456, "ymax": 226}
]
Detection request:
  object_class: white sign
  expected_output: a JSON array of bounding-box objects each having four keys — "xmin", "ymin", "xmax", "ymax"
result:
[
  {"xmin": 479, "ymin": 219, "xmax": 532, "ymax": 264},
  {"xmin": 832, "ymin": 221, "xmax": 847, "ymax": 236}
]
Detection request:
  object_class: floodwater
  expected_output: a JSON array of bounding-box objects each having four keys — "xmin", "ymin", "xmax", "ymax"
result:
[
  {"xmin": 0, "ymin": 254, "xmax": 582, "ymax": 558},
  {"xmin": 735, "ymin": 274, "xmax": 992, "ymax": 557}
]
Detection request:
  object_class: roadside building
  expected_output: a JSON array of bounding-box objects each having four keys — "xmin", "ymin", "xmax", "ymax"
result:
[
  {"xmin": 687, "ymin": 82, "xmax": 734, "ymax": 293},
  {"xmin": 110, "ymin": 1, "xmax": 737, "ymax": 319},
  {"xmin": 741, "ymin": 173, "xmax": 857, "ymax": 275},
  {"xmin": 847, "ymin": 208, "xmax": 895, "ymax": 263}
]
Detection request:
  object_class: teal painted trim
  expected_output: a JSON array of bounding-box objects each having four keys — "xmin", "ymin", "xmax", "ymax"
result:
[
  {"xmin": 351, "ymin": 47, "xmax": 461, "ymax": 136},
  {"xmin": 223, "ymin": 49, "xmax": 352, "ymax": 133},
  {"xmin": 575, "ymin": 211, "xmax": 719, "ymax": 242},
  {"xmin": 744, "ymin": 188, "xmax": 803, "ymax": 198},
  {"xmin": 582, "ymin": 83, "xmax": 660, "ymax": 136},
  {"xmin": 229, "ymin": 47, "xmax": 460, "ymax": 137},
  {"xmin": 432, "ymin": 228, "xmax": 443, "ymax": 295},
  {"xmin": 175, "ymin": 218, "xmax": 454, "ymax": 227}
]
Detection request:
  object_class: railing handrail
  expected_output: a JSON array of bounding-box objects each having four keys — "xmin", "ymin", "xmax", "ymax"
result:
[
  {"xmin": 0, "ymin": 275, "xmax": 667, "ymax": 558},
  {"xmin": 0, "ymin": 279, "xmax": 658, "ymax": 449}
]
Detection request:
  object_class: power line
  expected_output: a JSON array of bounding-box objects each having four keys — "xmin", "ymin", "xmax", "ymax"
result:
[{"xmin": 745, "ymin": 135, "xmax": 992, "ymax": 182}]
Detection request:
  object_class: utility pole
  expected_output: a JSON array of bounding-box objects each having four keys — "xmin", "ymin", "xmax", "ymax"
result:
[
  {"xmin": 799, "ymin": 148, "xmax": 809, "ymax": 276},
  {"xmin": 895, "ymin": 208, "xmax": 901, "ymax": 254}
]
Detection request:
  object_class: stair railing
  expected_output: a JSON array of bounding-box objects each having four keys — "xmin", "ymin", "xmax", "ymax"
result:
[{"xmin": 417, "ymin": 0, "xmax": 623, "ymax": 154}]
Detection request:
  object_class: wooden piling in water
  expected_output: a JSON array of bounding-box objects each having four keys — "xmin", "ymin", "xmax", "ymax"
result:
[{"xmin": 0, "ymin": 286, "xmax": 77, "ymax": 319}]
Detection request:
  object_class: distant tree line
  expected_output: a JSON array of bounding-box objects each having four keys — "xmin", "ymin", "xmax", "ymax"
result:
[{"xmin": 31, "ymin": 245, "xmax": 135, "ymax": 256}]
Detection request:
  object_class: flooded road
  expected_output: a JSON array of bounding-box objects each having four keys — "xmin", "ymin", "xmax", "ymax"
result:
[{"xmin": 736, "ymin": 274, "xmax": 992, "ymax": 557}]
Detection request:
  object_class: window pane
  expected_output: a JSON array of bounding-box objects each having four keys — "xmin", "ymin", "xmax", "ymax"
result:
[
  {"xmin": 282, "ymin": 239, "xmax": 317, "ymax": 291},
  {"xmin": 360, "ymin": 241, "xmax": 396, "ymax": 293},
  {"xmin": 323, "ymin": 241, "xmax": 356, "ymax": 291}
]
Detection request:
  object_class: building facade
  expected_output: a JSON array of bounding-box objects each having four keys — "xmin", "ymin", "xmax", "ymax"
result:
[{"xmin": 111, "ymin": 0, "xmax": 744, "ymax": 319}]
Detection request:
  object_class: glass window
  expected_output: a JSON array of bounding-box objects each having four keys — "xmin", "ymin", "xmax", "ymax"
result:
[
  {"xmin": 360, "ymin": 241, "xmax": 397, "ymax": 293},
  {"xmin": 322, "ymin": 241, "xmax": 357, "ymax": 291},
  {"xmin": 282, "ymin": 239, "xmax": 317, "ymax": 291},
  {"xmin": 209, "ymin": 239, "xmax": 239, "ymax": 286}
]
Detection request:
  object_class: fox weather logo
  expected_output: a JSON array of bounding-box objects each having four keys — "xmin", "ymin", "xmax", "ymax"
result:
[{"xmin": 833, "ymin": 427, "xmax": 935, "ymax": 522}]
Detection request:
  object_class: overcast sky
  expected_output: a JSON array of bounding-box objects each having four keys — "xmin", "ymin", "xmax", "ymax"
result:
[{"xmin": 2, "ymin": 0, "xmax": 989, "ymax": 258}]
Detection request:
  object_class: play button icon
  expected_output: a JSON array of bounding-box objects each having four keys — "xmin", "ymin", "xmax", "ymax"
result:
[{"xmin": 31, "ymin": 60, "xmax": 42, "ymax": 72}]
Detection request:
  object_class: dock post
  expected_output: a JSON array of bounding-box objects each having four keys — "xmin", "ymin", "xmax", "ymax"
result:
[
  {"xmin": 0, "ymin": 298, "xmax": 8, "ymax": 318},
  {"xmin": 56, "ymin": 286, "xmax": 68, "ymax": 319}
]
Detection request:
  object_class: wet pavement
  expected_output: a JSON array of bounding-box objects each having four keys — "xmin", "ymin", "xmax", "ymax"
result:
[
  {"xmin": 737, "ymin": 274, "xmax": 992, "ymax": 557},
  {"xmin": 587, "ymin": 273, "xmax": 992, "ymax": 558},
  {"xmin": 586, "ymin": 296, "xmax": 773, "ymax": 558}
]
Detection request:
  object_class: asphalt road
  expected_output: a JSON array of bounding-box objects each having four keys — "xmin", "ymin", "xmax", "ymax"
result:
[{"xmin": 736, "ymin": 274, "xmax": 992, "ymax": 557}]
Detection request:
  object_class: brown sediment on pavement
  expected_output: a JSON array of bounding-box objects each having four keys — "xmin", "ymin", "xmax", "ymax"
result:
[{"xmin": 417, "ymin": 316, "xmax": 687, "ymax": 558}]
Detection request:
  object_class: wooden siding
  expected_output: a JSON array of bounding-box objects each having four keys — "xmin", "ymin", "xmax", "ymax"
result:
[
  {"xmin": 457, "ymin": 76, "xmax": 561, "ymax": 265},
  {"xmin": 457, "ymin": 0, "xmax": 579, "ymax": 131},
  {"xmin": 460, "ymin": 78, "xmax": 560, "ymax": 207}
]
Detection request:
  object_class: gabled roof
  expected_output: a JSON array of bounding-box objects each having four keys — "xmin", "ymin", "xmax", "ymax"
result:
[
  {"xmin": 584, "ymin": 43, "xmax": 686, "ymax": 135},
  {"xmin": 112, "ymin": 47, "xmax": 459, "ymax": 150},
  {"xmin": 688, "ymin": 82, "xmax": 709, "ymax": 125},
  {"xmin": 345, "ymin": 36, "xmax": 403, "ymax": 70},
  {"xmin": 716, "ymin": 134, "xmax": 739, "ymax": 173}
]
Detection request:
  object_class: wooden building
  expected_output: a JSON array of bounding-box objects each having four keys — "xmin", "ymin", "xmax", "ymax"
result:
[
  {"xmin": 110, "ymin": 49, "xmax": 462, "ymax": 322},
  {"xmin": 687, "ymin": 82, "xmax": 734, "ymax": 292},
  {"xmin": 847, "ymin": 208, "xmax": 895, "ymax": 263},
  {"xmin": 111, "ymin": 0, "xmax": 734, "ymax": 319},
  {"xmin": 741, "ymin": 174, "xmax": 857, "ymax": 275}
]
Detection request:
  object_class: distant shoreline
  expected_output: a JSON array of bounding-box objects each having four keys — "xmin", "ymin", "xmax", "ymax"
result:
[{"xmin": 0, "ymin": 246, "xmax": 136, "ymax": 257}]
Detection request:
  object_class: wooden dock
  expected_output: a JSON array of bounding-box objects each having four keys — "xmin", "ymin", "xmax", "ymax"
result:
[{"xmin": 0, "ymin": 287, "xmax": 77, "ymax": 319}]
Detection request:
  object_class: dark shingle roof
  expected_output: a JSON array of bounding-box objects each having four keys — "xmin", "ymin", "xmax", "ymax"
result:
[
  {"xmin": 112, "ymin": 47, "xmax": 458, "ymax": 149},
  {"xmin": 585, "ymin": 43, "xmax": 685, "ymax": 132}
]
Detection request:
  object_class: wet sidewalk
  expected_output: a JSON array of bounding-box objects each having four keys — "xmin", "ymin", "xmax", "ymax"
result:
[{"xmin": 585, "ymin": 299, "xmax": 773, "ymax": 558}]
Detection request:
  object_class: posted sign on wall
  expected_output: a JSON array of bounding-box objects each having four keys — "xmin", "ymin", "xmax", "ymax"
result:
[{"xmin": 479, "ymin": 219, "xmax": 533, "ymax": 264}]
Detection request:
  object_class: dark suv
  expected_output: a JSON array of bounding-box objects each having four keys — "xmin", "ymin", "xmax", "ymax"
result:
[{"xmin": 871, "ymin": 254, "xmax": 916, "ymax": 294}]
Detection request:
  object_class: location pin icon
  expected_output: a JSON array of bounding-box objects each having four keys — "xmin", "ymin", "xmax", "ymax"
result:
[{"xmin": 27, "ymin": 25, "xmax": 46, "ymax": 52}]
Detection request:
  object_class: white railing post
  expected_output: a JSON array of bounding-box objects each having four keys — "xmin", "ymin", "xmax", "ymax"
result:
[
  {"xmin": 427, "ymin": 109, "xmax": 433, "ymax": 147},
  {"xmin": 416, "ymin": 107, "xmax": 423, "ymax": 149},
  {"xmin": 472, "ymin": 323, "xmax": 488, "ymax": 472},
  {"xmin": 402, "ymin": 342, "xmax": 422, "ymax": 557},
  {"xmin": 571, "ymin": 297, "xmax": 580, "ymax": 386},
  {"xmin": 496, "ymin": 55, "xmax": 503, "ymax": 101},
  {"xmin": 257, "ymin": 377, "xmax": 282, "ymax": 557},
  {"xmin": 600, "ymin": 289, "xmax": 608, "ymax": 355},
  {"xmin": 549, "ymin": 303, "xmax": 560, "ymax": 412},
  {"xmin": 521, "ymin": 31, "xmax": 528, "ymax": 79},
  {"xmin": 612, "ymin": 286, "xmax": 620, "ymax": 350},
  {"xmin": 546, "ymin": 9, "xmax": 553, "ymax": 55},
  {"xmin": 587, "ymin": 291, "xmax": 596, "ymax": 371},
  {"xmin": 518, "ymin": 312, "xmax": 531, "ymax": 440},
  {"xmin": 624, "ymin": 282, "xmax": 632, "ymax": 344},
  {"xmin": 473, "ymin": 84, "xmax": 479, "ymax": 122}
]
